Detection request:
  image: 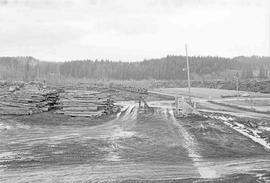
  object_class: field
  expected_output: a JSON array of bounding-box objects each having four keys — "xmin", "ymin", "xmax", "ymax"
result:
[
  {"xmin": 1, "ymin": 85, "xmax": 270, "ymax": 182},
  {"xmin": 152, "ymin": 87, "xmax": 270, "ymax": 99}
]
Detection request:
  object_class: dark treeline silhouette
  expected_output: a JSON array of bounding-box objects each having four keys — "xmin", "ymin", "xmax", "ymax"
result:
[
  {"xmin": 0, "ymin": 55, "xmax": 270, "ymax": 81},
  {"xmin": 59, "ymin": 56, "xmax": 231, "ymax": 80}
]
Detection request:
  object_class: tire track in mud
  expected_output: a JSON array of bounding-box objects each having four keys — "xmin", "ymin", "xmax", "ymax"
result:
[
  {"xmin": 120, "ymin": 104, "xmax": 138, "ymax": 130},
  {"xmin": 162, "ymin": 108, "xmax": 217, "ymax": 179},
  {"xmin": 0, "ymin": 105, "xmax": 139, "ymax": 169},
  {"xmin": 103, "ymin": 104, "xmax": 138, "ymax": 162},
  {"xmin": 7, "ymin": 103, "xmax": 269, "ymax": 181},
  {"xmin": 3, "ymin": 104, "xmax": 269, "ymax": 181},
  {"xmin": 77, "ymin": 104, "xmax": 138, "ymax": 162},
  {"xmin": 99, "ymin": 106, "xmax": 201, "ymax": 180}
]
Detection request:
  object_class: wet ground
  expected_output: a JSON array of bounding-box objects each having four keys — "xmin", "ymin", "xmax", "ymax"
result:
[{"xmin": 0, "ymin": 101, "xmax": 270, "ymax": 182}]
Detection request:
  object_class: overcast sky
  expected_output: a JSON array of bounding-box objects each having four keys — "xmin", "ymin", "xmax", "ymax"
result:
[{"xmin": 0, "ymin": 0, "xmax": 269, "ymax": 61}]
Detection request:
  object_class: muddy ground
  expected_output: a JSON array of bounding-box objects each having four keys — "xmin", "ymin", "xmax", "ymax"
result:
[{"xmin": 1, "ymin": 98, "xmax": 270, "ymax": 182}]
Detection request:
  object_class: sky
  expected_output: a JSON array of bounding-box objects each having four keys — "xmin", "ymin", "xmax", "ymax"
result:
[{"xmin": 0, "ymin": 0, "xmax": 269, "ymax": 61}]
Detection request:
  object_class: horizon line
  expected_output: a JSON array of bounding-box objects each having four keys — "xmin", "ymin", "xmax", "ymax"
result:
[{"xmin": 0, "ymin": 54, "xmax": 270, "ymax": 62}]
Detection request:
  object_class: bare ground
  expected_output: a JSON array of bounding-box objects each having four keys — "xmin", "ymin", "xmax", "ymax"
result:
[{"xmin": 1, "ymin": 102, "xmax": 270, "ymax": 182}]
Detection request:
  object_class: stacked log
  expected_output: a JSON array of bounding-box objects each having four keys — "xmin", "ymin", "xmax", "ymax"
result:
[
  {"xmin": 111, "ymin": 83, "xmax": 148, "ymax": 94},
  {"xmin": 56, "ymin": 90, "xmax": 119, "ymax": 117},
  {"xmin": 0, "ymin": 83, "xmax": 60, "ymax": 115}
]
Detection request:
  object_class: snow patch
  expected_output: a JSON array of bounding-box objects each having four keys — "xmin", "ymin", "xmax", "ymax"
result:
[
  {"xmin": 259, "ymin": 126, "xmax": 270, "ymax": 131},
  {"xmin": 224, "ymin": 121, "xmax": 270, "ymax": 150},
  {"xmin": 52, "ymin": 151, "xmax": 64, "ymax": 155},
  {"xmin": 110, "ymin": 127, "xmax": 135, "ymax": 140},
  {"xmin": 0, "ymin": 121, "xmax": 31, "ymax": 131},
  {"xmin": 197, "ymin": 166, "xmax": 217, "ymax": 179},
  {"xmin": 49, "ymin": 133, "xmax": 80, "ymax": 141},
  {"xmin": 168, "ymin": 109, "xmax": 217, "ymax": 178},
  {"xmin": 0, "ymin": 152, "xmax": 17, "ymax": 160},
  {"xmin": 105, "ymin": 152, "xmax": 121, "ymax": 162},
  {"xmin": 0, "ymin": 122, "xmax": 12, "ymax": 131},
  {"xmin": 209, "ymin": 114, "xmax": 270, "ymax": 150},
  {"xmin": 17, "ymin": 123, "xmax": 31, "ymax": 130}
]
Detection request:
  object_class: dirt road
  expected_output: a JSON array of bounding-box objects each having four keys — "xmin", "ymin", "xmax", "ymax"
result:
[{"xmin": 1, "ymin": 102, "xmax": 270, "ymax": 182}]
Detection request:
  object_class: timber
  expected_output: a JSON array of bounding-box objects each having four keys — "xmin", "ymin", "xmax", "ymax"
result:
[
  {"xmin": 0, "ymin": 82, "xmax": 60, "ymax": 115},
  {"xmin": 57, "ymin": 89, "xmax": 120, "ymax": 117}
]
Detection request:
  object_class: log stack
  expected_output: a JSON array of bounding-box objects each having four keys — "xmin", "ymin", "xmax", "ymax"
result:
[
  {"xmin": 111, "ymin": 83, "xmax": 148, "ymax": 94},
  {"xmin": 56, "ymin": 90, "xmax": 119, "ymax": 117},
  {"xmin": 0, "ymin": 83, "xmax": 60, "ymax": 115}
]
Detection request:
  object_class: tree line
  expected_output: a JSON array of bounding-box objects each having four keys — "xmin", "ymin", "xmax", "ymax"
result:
[{"xmin": 0, "ymin": 55, "xmax": 269, "ymax": 81}]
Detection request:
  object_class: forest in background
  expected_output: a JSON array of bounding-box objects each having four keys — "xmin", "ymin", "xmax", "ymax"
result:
[{"xmin": 0, "ymin": 55, "xmax": 270, "ymax": 82}]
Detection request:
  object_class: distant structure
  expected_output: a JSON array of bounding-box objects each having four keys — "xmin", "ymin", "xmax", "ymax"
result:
[
  {"xmin": 174, "ymin": 45, "xmax": 199, "ymax": 116},
  {"xmin": 175, "ymin": 96, "xmax": 199, "ymax": 116},
  {"xmin": 138, "ymin": 95, "xmax": 150, "ymax": 109}
]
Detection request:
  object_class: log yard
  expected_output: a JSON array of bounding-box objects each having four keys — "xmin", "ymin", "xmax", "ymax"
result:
[
  {"xmin": 1, "ymin": 0, "xmax": 270, "ymax": 182},
  {"xmin": 0, "ymin": 80, "xmax": 270, "ymax": 182}
]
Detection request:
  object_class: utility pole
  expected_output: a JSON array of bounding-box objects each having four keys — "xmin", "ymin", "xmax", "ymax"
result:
[
  {"xmin": 185, "ymin": 44, "xmax": 191, "ymax": 103},
  {"xmin": 37, "ymin": 61, "xmax": 40, "ymax": 81},
  {"xmin": 236, "ymin": 76, "xmax": 239, "ymax": 96},
  {"xmin": 235, "ymin": 73, "xmax": 239, "ymax": 97}
]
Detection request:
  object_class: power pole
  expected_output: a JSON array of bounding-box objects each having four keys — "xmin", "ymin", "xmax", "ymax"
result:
[
  {"xmin": 235, "ymin": 73, "xmax": 239, "ymax": 97},
  {"xmin": 236, "ymin": 76, "xmax": 239, "ymax": 96},
  {"xmin": 37, "ymin": 61, "xmax": 40, "ymax": 81},
  {"xmin": 185, "ymin": 44, "xmax": 191, "ymax": 103}
]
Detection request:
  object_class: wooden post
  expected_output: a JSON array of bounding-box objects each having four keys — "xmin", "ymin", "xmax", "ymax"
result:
[
  {"xmin": 185, "ymin": 44, "xmax": 191, "ymax": 103},
  {"xmin": 142, "ymin": 97, "xmax": 150, "ymax": 109},
  {"xmin": 175, "ymin": 96, "xmax": 179, "ymax": 114},
  {"xmin": 139, "ymin": 95, "xmax": 142, "ymax": 108}
]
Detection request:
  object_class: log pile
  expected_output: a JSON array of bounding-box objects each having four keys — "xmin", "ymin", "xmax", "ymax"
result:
[
  {"xmin": 111, "ymin": 83, "xmax": 148, "ymax": 94},
  {"xmin": 0, "ymin": 83, "xmax": 60, "ymax": 115},
  {"xmin": 55, "ymin": 90, "xmax": 119, "ymax": 117}
]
